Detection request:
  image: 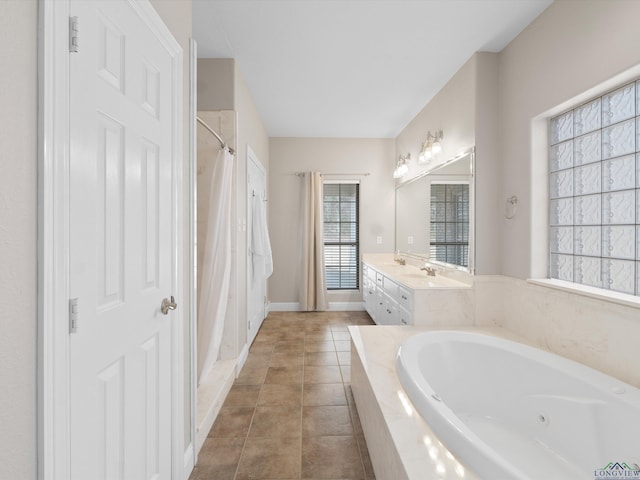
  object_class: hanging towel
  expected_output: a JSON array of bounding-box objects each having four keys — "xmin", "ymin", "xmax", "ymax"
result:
[{"xmin": 251, "ymin": 191, "xmax": 273, "ymax": 283}]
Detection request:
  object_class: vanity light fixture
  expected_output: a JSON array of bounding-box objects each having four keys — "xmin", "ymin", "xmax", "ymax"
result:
[
  {"xmin": 418, "ymin": 130, "xmax": 444, "ymax": 164},
  {"xmin": 393, "ymin": 153, "xmax": 410, "ymax": 179}
]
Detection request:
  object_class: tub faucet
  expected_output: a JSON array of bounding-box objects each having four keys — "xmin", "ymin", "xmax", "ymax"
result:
[{"xmin": 420, "ymin": 265, "xmax": 436, "ymax": 276}]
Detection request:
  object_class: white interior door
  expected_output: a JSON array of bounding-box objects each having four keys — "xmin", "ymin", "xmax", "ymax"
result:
[
  {"xmin": 247, "ymin": 149, "xmax": 267, "ymax": 346},
  {"xmin": 68, "ymin": 1, "xmax": 179, "ymax": 478}
]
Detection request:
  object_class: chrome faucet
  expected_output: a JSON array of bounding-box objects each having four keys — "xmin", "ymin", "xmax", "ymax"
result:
[
  {"xmin": 394, "ymin": 257, "xmax": 406, "ymax": 265},
  {"xmin": 420, "ymin": 265, "xmax": 436, "ymax": 276}
]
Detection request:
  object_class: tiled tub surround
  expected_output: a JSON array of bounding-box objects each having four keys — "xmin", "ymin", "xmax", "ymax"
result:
[
  {"xmin": 350, "ymin": 276, "xmax": 640, "ymax": 478},
  {"xmin": 478, "ymin": 276, "xmax": 640, "ymax": 389},
  {"xmin": 190, "ymin": 311, "xmax": 376, "ymax": 480},
  {"xmin": 350, "ymin": 325, "xmax": 496, "ymax": 480},
  {"xmin": 364, "ymin": 253, "xmax": 640, "ymax": 389},
  {"xmin": 396, "ymin": 330, "xmax": 640, "ymax": 479},
  {"xmin": 351, "ymin": 325, "xmax": 632, "ymax": 480}
]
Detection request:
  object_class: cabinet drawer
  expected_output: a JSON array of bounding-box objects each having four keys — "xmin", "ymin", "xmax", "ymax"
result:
[
  {"xmin": 375, "ymin": 272, "xmax": 384, "ymax": 287},
  {"xmin": 397, "ymin": 285, "xmax": 412, "ymax": 310},
  {"xmin": 398, "ymin": 305, "xmax": 412, "ymax": 326},
  {"xmin": 380, "ymin": 295, "xmax": 398, "ymax": 325},
  {"xmin": 383, "ymin": 277, "xmax": 398, "ymax": 297},
  {"xmin": 365, "ymin": 265, "xmax": 377, "ymax": 282}
]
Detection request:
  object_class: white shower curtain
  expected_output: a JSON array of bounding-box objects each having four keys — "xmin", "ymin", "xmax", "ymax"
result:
[
  {"xmin": 299, "ymin": 172, "xmax": 327, "ymax": 311},
  {"xmin": 198, "ymin": 147, "xmax": 234, "ymax": 384}
]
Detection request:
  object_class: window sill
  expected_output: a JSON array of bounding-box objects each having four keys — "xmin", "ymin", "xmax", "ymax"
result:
[{"xmin": 527, "ymin": 278, "xmax": 640, "ymax": 310}]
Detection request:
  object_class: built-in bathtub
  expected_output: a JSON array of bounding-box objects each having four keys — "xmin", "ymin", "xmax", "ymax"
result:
[{"xmin": 396, "ymin": 330, "xmax": 640, "ymax": 479}]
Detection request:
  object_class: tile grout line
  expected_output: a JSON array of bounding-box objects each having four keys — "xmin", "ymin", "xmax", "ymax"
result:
[
  {"xmin": 336, "ymin": 319, "xmax": 368, "ymax": 480},
  {"xmin": 199, "ymin": 312, "xmax": 376, "ymax": 480},
  {"xmin": 232, "ymin": 340, "xmax": 273, "ymax": 479},
  {"xmin": 299, "ymin": 320, "xmax": 307, "ymax": 480}
]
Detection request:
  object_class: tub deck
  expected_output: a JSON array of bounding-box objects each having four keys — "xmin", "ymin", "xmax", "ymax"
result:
[{"xmin": 349, "ymin": 325, "xmax": 532, "ymax": 480}]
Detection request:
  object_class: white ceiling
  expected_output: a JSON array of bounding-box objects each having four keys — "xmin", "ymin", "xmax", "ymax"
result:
[{"xmin": 193, "ymin": 0, "xmax": 553, "ymax": 138}]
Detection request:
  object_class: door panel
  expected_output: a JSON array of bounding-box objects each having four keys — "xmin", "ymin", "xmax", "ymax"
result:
[
  {"xmin": 247, "ymin": 152, "xmax": 267, "ymax": 346},
  {"xmin": 69, "ymin": 1, "xmax": 176, "ymax": 478}
]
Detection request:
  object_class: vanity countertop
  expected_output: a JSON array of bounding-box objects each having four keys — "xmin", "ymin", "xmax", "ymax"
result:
[{"xmin": 362, "ymin": 253, "xmax": 472, "ymax": 290}]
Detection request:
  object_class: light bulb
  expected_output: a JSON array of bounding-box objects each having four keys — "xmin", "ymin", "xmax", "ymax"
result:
[
  {"xmin": 424, "ymin": 148, "xmax": 433, "ymax": 160},
  {"xmin": 431, "ymin": 140, "xmax": 442, "ymax": 155}
]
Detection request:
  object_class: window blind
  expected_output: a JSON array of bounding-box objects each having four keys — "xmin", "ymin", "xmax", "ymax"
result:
[
  {"xmin": 323, "ymin": 182, "xmax": 360, "ymax": 290},
  {"xmin": 429, "ymin": 183, "xmax": 469, "ymax": 267}
]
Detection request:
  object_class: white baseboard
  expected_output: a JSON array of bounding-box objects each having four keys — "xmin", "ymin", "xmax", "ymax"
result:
[
  {"xmin": 269, "ymin": 302, "xmax": 365, "ymax": 312},
  {"xmin": 237, "ymin": 343, "xmax": 249, "ymax": 373},
  {"xmin": 195, "ymin": 359, "xmax": 236, "ymax": 454},
  {"xmin": 269, "ymin": 302, "xmax": 301, "ymax": 311},
  {"xmin": 183, "ymin": 443, "xmax": 195, "ymax": 480}
]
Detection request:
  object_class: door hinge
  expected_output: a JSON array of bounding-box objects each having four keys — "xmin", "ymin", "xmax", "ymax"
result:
[
  {"xmin": 69, "ymin": 298, "xmax": 79, "ymax": 334},
  {"xmin": 69, "ymin": 16, "xmax": 79, "ymax": 53}
]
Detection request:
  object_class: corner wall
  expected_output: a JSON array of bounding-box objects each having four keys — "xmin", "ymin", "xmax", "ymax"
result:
[
  {"xmin": 498, "ymin": 0, "xmax": 640, "ymax": 279},
  {"xmin": 234, "ymin": 62, "xmax": 270, "ymax": 347},
  {"xmin": 394, "ymin": 55, "xmax": 476, "ymax": 182},
  {"xmin": 196, "ymin": 59, "xmax": 270, "ymax": 357},
  {"xmin": 268, "ymin": 138, "xmax": 396, "ymax": 306},
  {"xmin": 394, "ymin": 53, "xmax": 501, "ymax": 275},
  {"xmin": 0, "ymin": 1, "xmax": 38, "ymax": 478},
  {"xmin": 149, "ymin": 0, "xmax": 193, "ymax": 457}
]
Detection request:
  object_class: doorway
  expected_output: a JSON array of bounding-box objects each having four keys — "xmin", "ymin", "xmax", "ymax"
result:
[
  {"xmin": 38, "ymin": 1, "xmax": 184, "ymax": 478},
  {"xmin": 247, "ymin": 147, "xmax": 269, "ymax": 346}
]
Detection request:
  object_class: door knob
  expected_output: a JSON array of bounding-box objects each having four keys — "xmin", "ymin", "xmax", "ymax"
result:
[{"xmin": 161, "ymin": 296, "xmax": 177, "ymax": 315}]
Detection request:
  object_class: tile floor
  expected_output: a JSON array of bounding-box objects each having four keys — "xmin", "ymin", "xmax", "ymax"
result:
[{"xmin": 189, "ymin": 310, "xmax": 377, "ymax": 480}]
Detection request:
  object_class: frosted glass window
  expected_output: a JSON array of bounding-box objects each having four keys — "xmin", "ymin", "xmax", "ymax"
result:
[{"xmin": 549, "ymin": 81, "xmax": 640, "ymax": 296}]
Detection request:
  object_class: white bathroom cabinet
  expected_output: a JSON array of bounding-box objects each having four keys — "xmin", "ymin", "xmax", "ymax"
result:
[
  {"xmin": 363, "ymin": 264, "xmax": 412, "ymax": 325},
  {"xmin": 362, "ymin": 254, "xmax": 475, "ymax": 327}
]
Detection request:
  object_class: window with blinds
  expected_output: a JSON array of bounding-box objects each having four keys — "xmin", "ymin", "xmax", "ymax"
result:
[
  {"xmin": 549, "ymin": 81, "xmax": 640, "ymax": 296},
  {"xmin": 429, "ymin": 183, "xmax": 469, "ymax": 267},
  {"xmin": 323, "ymin": 182, "xmax": 360, "ymax": 290}
]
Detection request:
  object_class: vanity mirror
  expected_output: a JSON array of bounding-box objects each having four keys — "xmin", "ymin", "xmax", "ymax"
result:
[{"xmin": 395, "ymin": 147, "xmax": 475, "ymax": 273}]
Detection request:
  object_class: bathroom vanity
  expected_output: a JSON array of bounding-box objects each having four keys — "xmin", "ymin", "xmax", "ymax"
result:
[{"xmin": 362, "ymin": 253, "xmax": 474, "ymax": 327}]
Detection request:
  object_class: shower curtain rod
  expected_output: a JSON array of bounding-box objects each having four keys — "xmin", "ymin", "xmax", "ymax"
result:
[{"xmin": 196, "ymin": 116, "xmax": 235, "ymax": 155}]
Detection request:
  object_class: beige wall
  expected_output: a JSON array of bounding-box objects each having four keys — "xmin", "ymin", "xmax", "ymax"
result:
[
  {"xmin": 394, "ymin": 53, "xmax": 502, "ymax": 275},
  {"xmin": 395, "ymin": 55, "xmax": 476, "ymax": 182},
  {"xmin": 269, "ymin": 138, "xmax": 396, "ymax": 305},
  {"xmin": 498, "ymin": 0, "xmax": 640, "ymax": 278},
  {"xmin": 0, "ymin": 2, "xmax": 192, "ymax": 477},
  {"xmin": 197, "ymin": 59, "xmax": 270, "ymax": 355},
  {"xmin": 0, "ymin": 1, "xmax": 38, "ymax": 478},
  {"xmin": 473, "ymin": 52, "xmax": 501, "ymax": 275},
  {"xmin": 234, "ymin": 62, "xmax": 270, "ymax": 345},
  {"xmin": 149, "ymin": 0, "xmax": 193, "ymax": 453},
  {"xmin": 198, "ymin": 58, "xmax": 235, "ymax": 111}
]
